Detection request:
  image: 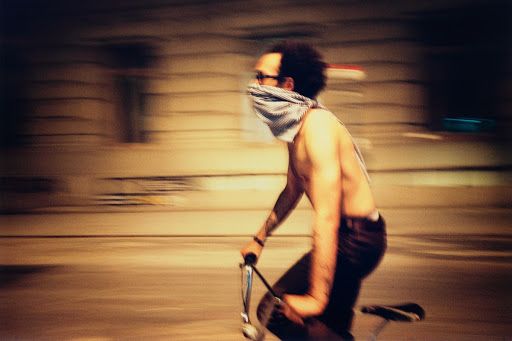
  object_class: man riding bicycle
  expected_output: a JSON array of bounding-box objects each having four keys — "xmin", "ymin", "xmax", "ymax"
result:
[{"xmin": 241, "ymin": 41, "xmax": 387, "ymax": 340}]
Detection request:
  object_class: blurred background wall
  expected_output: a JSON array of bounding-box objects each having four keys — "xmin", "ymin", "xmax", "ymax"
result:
[{"xmin": 1, "ymin": 0, "xmax": 511, "ymax": 214}]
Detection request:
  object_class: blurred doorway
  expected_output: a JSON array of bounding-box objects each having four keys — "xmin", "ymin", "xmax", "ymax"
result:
[
  {"xmin": 104, "ymin": 43, "xmax": 154, "ymax": 143},
  {"xmin": 416, "ymin": 2, "xmax": 510, "ymax": 135}
]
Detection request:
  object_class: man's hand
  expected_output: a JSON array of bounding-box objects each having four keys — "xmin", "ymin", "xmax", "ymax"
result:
[
  {"xmin": 240, "ymin": 238, "xmax": 264, "ymax": 264},
  {"xmin": 283, "ymin": 294, "xmax": 324, "ymax": 320}
]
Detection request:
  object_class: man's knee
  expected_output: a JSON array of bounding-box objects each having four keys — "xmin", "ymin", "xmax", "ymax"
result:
[
  {"xmin": 257, "ymin": 292, "xmax": 309, "ymax": 340},
  {"xmin": 256, "ymin": 291, "xmax": 275, "ymax": 323}
]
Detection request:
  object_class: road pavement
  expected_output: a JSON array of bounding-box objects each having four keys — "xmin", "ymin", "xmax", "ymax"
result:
[{"xmin": 1, "ymin": 208, "xmax": 511, "ymax": 340}]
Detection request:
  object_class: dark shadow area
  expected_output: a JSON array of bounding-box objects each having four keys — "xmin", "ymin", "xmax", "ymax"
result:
[
  {"xmin": 414, "ymin": 2, "xmax": 511, "ymax": 137},
  {"xmin": 0, "ymin": 265, "xmax": 59, "ymax": 288},
  {"xmin": 103, "ymin": 43, "xmax": 156, "ymax": 143},
  {"xmin": 0, "ymin": 48, "xmax": 30, "ymax": 148}
]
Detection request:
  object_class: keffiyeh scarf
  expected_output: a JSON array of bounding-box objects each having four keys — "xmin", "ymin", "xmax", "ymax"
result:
[
  {"xmin": 247, "ymin": 83, "xmax": 370, "ymax": 181},
  {"xmin": 247, "ymin": 83, "xmax": 323, "ymax": 143}
]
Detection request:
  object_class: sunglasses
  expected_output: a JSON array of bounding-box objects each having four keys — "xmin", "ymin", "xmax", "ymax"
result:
[{"xmin": 255, "ymin": 71, "xmax": 281, "ymax": 84}]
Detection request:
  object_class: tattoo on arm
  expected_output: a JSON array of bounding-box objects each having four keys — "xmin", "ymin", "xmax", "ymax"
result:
[
  {"xmin": 262, "ymin": 186, "xmax": 303, "ymax": 238},
  {"xmin": 263, "ymin": 213, "xmax": 278, "ymax": 236}
]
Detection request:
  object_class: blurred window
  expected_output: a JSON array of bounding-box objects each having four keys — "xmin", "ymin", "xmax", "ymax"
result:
[
  {"xmin": 0, "ymin": 48, "xmax": 28, "ymax": 147},
  {"xmin": 416, "ymin": 3, "xmax": 509, "ymax": 134},
  {"xmin": 104, "ymin": 43, "xmax": 153, "ymax": 143}
]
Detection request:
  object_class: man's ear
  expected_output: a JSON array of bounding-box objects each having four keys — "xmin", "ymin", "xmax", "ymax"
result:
[{"xmin": 281, "ymin": 77, "xmax": 294, "ymax": 91}]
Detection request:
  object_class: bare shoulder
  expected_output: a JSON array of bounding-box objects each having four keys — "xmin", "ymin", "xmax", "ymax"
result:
[
  {"xmin": 300, "ymin": 109, "xmax": 341, "ymax": 159},
  {"xmin": 304, "ymin": 108, "xmax": 336, "ymax": 124},
  {"xmin": 302, "ymin": 109, "xmax": 339, "ymax": 135}
]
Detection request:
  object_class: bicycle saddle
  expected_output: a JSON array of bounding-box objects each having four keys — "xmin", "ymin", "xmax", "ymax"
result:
[{"xmin": 360, "ymin": 303, "xmax": 425, "ymax": 322}]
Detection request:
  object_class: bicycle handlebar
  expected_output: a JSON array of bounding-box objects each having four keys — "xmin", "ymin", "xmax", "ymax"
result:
[{"xmin": 244, "ymin": 252, "xmax": 257, "ymax": 265}]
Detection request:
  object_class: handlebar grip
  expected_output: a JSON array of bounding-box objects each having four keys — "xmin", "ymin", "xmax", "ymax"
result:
[{"xmin": 244, "ymin": 253, "xmax": 257, "ymax": 265}]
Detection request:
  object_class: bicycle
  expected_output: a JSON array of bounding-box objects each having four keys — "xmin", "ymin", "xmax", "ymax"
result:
[{"xmin": 240, "ymin": 253, "xmax": 425, "ymax": 340}]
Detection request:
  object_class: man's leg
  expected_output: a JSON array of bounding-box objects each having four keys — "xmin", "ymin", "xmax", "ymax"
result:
[
  {"xmin": 316, "ymin": 262, "xmax": 361, "ymax": 340},
  {"xmin": 314, "ymin": 216, "xmax": 386, "ymax": 339},
  {"xmin": 256, "ymin": 253, "xmax": 362, "ymax": 340}
]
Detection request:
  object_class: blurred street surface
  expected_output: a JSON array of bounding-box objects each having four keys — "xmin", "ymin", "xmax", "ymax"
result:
[{"xmin": 1, "ymin": 208, "xmax": 511, "ymax": 340}]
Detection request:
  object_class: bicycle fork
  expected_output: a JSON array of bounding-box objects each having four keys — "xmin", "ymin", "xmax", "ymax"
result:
[{"xmin": 240, "ymin": 254, "xmax": 283, "ymax": 341}]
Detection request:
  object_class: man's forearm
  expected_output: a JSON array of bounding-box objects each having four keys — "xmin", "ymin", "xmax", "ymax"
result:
[
  {"xmin": 308, "ymin": 216, "xmax": 339, "ymax": 314},
  {"xmin": 255, "ymin": 186, "xmax": 303, "ymax": 241},
  {"xmin": 283, "ymin": 216, "xmax": 339, "ymax": 318}
]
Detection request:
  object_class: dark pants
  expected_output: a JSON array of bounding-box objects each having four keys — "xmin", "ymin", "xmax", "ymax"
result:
[{"xmin": 257, "ymin": 215, "xmax": 387, "ymax": 340}]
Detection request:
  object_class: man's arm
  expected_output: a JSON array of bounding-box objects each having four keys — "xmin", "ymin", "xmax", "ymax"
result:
[
  {"xmin": 284, "ymin": 110, "xmax": 342, "ymax": 317},
  {"xmin": 254, "ymin": 155, "xmax": 304, "ymax": 243},
  {"xmin": 241, "ymin": 153, "xmax": 304, "ymax": 261}
]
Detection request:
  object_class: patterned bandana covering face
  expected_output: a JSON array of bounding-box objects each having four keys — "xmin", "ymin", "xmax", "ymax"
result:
[
  {"xmin": 246, "ymin": 83, "xmax": 371, "ymax": 182},
  {"xmin": 246, "ymin": 83, "xmax": 323, "ymax": 143}
]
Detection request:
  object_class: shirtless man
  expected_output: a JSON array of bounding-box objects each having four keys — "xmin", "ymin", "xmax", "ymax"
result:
[{"xmin": 241, "ymin": 41, "xmax": 386, "ymax": 340}]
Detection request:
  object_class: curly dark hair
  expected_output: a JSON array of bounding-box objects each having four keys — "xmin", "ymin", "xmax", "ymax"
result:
[{"xmin": 267, "ymin": 41, "xmax": 327, "ymax": 99}]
